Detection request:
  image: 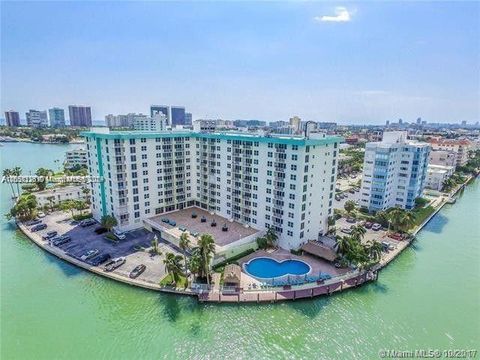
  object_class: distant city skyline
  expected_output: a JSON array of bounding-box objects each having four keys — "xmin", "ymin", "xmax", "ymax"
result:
[{"xmin": 1, "ymin": 2, "xmax": 479, "ymax": 124}]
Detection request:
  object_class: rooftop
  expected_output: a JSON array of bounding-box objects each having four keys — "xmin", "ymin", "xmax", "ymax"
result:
[
  {"xmin": 80, "ymin": 128, "xmax": 343, "ymax": 146},
  {"xmin": 147, "ymin": 206, "xmax": 261, "ymax": 248}
]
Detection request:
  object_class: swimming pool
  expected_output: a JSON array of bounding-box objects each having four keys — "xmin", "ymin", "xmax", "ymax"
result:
[{"xmin": 243, "ymin": 257, "xmax": 311, "ymax": 279}]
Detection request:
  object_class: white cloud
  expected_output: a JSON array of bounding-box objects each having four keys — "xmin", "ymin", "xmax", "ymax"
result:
[{"xmin": 314, "ymin": 7, "xmax": 353, "ymax": 23}]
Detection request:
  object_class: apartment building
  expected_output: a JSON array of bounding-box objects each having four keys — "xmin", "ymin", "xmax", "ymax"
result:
[
  {"xmin": 429, "ymin": 149, "xmax": 456, "ymax": 167},
  {"xmin": 425, "ymin": 164, "xmax": 455, "ymax": 191},
  {"xmin": 360, "ymin": 131, "xmax": 430, "ymax": 212},
  {"xmin": 26, "ymin": 110, "xmax": 48, "ymax": 128},
  {"xmin": 82, "ymin": 128, "xmax": 341, "ymax": 250},
  {"xmin": 428, "ymin": 139, "xmax": 472, "ymax": 167},
  {"xmin": 133, "ymin": 114, "xmax": 167, "ymax": 131},
  {"xmin": 65, "ymin": 148, "xmax": 88, "ymax": 169}
]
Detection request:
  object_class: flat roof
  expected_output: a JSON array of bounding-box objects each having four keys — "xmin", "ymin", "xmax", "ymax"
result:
[
  {"xmin": 80, "ymin": 129, "xmax": 343, "ymax": 146},
  {"xmin": 148, "ymin": 207, "xmax": 260, "ymax": 248}
]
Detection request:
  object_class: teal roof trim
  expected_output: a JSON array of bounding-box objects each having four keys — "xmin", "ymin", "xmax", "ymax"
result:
[{"xmin": 80, "ymin": 131, "xmax": 343, "ymax": 146}]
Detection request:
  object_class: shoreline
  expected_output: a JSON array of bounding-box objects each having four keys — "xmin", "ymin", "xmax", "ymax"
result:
[{"xmin": 16, "ymin": 175, "xmax": 477, "ymax": 304}]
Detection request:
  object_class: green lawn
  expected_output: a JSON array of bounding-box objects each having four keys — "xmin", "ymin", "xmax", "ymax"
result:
[
  {"xmin": 159, "ymin": 273, "xmax": 188, "ymax": 288},
  {"xmin": 412, "ymin": 206, "xmax": 436, "ymax": 226}
]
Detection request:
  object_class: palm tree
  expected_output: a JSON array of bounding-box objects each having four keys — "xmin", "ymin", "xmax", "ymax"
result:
[
  {"xmin": 265, "ymin": 227, "xmax": 278, "ymax": 248},
  {"xmin": 46, "ymin": 196, "xmax": 55, "ymax": 212},
  {"xmin": 81, "ymin": 187, "xmax": 91, "ymax": 204},
  {"xmin": 101, "ymin": 215, "xmax": 118, "ymax": 232},
  {"xmin": 60, "ymin": 200, "xmax": 76, "ymax": 218},
  {"xmin": 399, "ymin": 211, "xmax": 416, "ymax": 233},
  {"xmin": 334, "ymin": 236, "xmax": 352, "ymax": 256},
  {"xmin": 2, "ymin": 169, "xmax": 16, "ymax": 198},
  {"xmin": 151, "ymin": 235, "xmax": 161, "ymax": 255},
  {"xmin": 344, "ymin": 200, "xmax": 356, "ymax": 215},
  {"xmin": 12, "ymin": 166, "xmax": 22, "ymax": 197},
  {"xmin": 387, "ymin": 208, "xmax": 405, "ymax": 232},
  {"xmin": 179, "ymin": 232, "xmax": 191, "ymax": 271},
  {"xmin": 350, "ymin": 225, "xmax": 367, "ymax": 243},
  {"xmin": 163, "ymin": 252, "xmax": 184, "ymax": 285},
  {"xmin": 188, "ymin": 249, "xmax": 202, "ymax": 282},
  {"xmin": 366, "ymin": 241, "xmax": 383, "ymax": 262},
  {"xmin": 198, "ymin": 234, "xmax": 216, "ymax": 285}
]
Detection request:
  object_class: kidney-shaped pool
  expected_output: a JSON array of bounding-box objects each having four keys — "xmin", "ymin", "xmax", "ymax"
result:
[{"xmin": 243, "ymin": 257, "xmax": 311, "ymax": 279}]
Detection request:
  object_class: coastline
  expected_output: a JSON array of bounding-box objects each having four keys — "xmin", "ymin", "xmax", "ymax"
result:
[{"xmin": 16, "ymin": 175, "xmax": 477, "ymax": 304}]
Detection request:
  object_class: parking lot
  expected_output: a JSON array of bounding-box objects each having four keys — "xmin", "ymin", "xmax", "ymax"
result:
[
  {"xmin": 334, "ymin": 216, "xmax": 401, "ymax": 250},
  {"xmin": 30, "ymin": 212, "xmax": 181, "ymax": 284}
]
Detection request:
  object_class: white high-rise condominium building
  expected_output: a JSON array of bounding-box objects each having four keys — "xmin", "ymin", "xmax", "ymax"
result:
[
  {"xmin": 82, "ymin": 129, "xmax": 341, "ymax": 250},
  {"xmin": 360, "ymin": 131, "xmax": 430, "ymax": 212},
  {"xmin": 133, "ymin": 114, "xmax": 167, "ymax": 131}
]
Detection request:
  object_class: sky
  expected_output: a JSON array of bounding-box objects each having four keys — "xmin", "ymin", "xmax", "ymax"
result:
[{"xmin": 1, "ymin": 1, "xmax": 479, "ymax": 124}]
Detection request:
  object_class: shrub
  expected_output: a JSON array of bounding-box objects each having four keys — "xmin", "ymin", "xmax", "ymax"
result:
[
  {"xmin": 72, "ymin": 213, "xmax": 93, "ymax": 221},
  {"xmin": 414, "ymin": 197, "xmax": 429, "ymax": 208}
]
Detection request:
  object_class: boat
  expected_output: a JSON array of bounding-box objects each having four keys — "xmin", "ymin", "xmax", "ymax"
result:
[
  {"xmin": 129, "ymin": 264, "xmax": 146, "ymax": 279},
  {"xmin": 104, "ymin": 257, "xmax": 126, "ymax": 272}
]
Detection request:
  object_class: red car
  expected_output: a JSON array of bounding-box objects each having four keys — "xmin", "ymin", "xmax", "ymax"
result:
[{"xmin": 388, "ymin": 233, "xmax": 403, "ymax": 241}]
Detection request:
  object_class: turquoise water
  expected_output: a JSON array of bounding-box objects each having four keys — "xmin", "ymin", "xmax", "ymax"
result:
[
  {"xmin": 1, "ymin": 142, "xmax": 479, "ymax": 359},
  {"xmin": 244, "ymin": 257, "xmax": 311, "ymax": 278}
]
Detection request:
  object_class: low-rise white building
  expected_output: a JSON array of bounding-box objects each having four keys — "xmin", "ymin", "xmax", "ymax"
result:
[
  {"xmin": 65, "ymin": 148, "xmax": 87, "ymax": 169},
  {"xmin": 425, "ymin": 164, "xmax": 455, "ymax": 191},
  {"xmin": 35, "ymin": 185, "xmax": 89, "ymax": 208}
]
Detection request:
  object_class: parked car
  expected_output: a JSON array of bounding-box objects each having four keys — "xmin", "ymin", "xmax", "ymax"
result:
[
  {"xmin": 129, "ymin": 264, "xmax": 146, "ymax": 279},
  {"xmin": 31, "ymin": 223, "xmax": 47, "ymax": 232},
  {"xmin": 80, "ymin": 219, "xmax": 96, "ymax": 227},
  {"xmin": 364, "ymin": 222, "xmax": 373, "ymax": 229},
  {"xmin": 346, "ymin": 217, "xmax": 356, "ymax": 223},
  {"xmin": 168, "ymin": 220, "xmax": 176, "ymax": 226},
  {"xmin": 94, "ymin": 226, "xmax": 108, "ymax": 234},
  {"xmin": 348, "ymin": 189, "xmax": 355, "ymax": 194},
  {"xmin": 178, "ymin": 226, "xmax": 186, "ymax": 232},
  {"xmin": 37, "ymin": 212, "xmax": 46, "ymax": 218},
  {"xmin": 80, "ymin": 249, "xmax": 100, "ymax": 261},
  {"xmin": 25, "ymin": 219, "xmax": 41, "ymax": 226},
  {"xmin": 388, "ymin": 233, "xmax": 403, "ymax": 241},
  {"xmin": 52, "ymin": 235, "xmax": 71, "ymax": 246},
  {"xmin": 372, "ymin": 223, "xmax": 382, "ymax": 231},
  {"xmin": 113, "ymin": 229, "xmax": 126, "ymax": 240},
  {"xmin": 161, "ymin": 217, "xmax": 169, "ymax": 223},
  {"xmin": 341, "ymin": 227, "xmax": 353, "ymax": 234},
  {"xmin": 335, "ymin": 195, "xmax": 341, "ymax": 201},
  {"xmin": 42, "ymin": 231, "xmax": 58, "ymax": 240},
  {"xmin": 104, "ymin": 257, "xmax": 126, "ymax": 272},
  {"xmin": 89, "ymin": 254, "xmax": 111, "ymax": 266}
]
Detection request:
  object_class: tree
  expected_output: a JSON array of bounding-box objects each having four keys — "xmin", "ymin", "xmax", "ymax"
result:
[
  {"xmin": 7, "ymin": 193, "xmax": 37, "ymax": 221},
  {"xmin": 11, "ymin": 166, "xmax": 22, "ymax": 197},
  {"xmin": 179, "ymin": 232, "xmax": 191, "ymax": 271},
  {"xmin": 344, "ymin": 200, "xmax": 356, "ymax": 215},
  {"xmin": 399, "ymin": 211, "xmax": 416, "ymax": 233},
  {"xmin": 256, "ymin": 236, "xmax": 268, "ymax": 250},
  {"xmin": 163, "ymin": 252, "xmax": 184, "ymax": 285},
  {"xmin": 151, "ymin": 235, "xmax": 161, "ymax": 255},
  {"xmin": 334, "ymin": 236, "xmax": 353, "ymax": 256},
  {"xmin": 35, "ymin": 168, "xmax": 53, "ymax": 191},
  {"xmin": 60, "ymin": 200, "xmax": 76, "ymax": 218},
  {"xmin": 387, "ymin": 208, "xmax": 405, "ymax": 232},
  {"xmin": 101, "ymin": 215, "xmax": 118, "ymax": 231},
  {"xmin": 198, "ymin": 234, "xmax": 216, "ymax": 285},
  {"xmin": 265, "ymin": 227, "xmax": 278, "ymax": 248},
  {"xmin": 366, "ymin": 241, "xmax": 383, "ymax": 262},
  {"xmin": 188, "ymin": 249, "xmax": 202, "ymax": 281},
  {"xmin": 81, "ymin": 187, "xmax": 91, "ymax": 204},
  {"xmin": 350, "ymin": 225, "xmax": 367, "ymax": 243},
  {"xmin": 46, "ymin": 196, "xmax": 55, "ymax": 212},
  {"xmin": 2, "ymin": 169, "xmax": 16, "ymax": 198}
]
